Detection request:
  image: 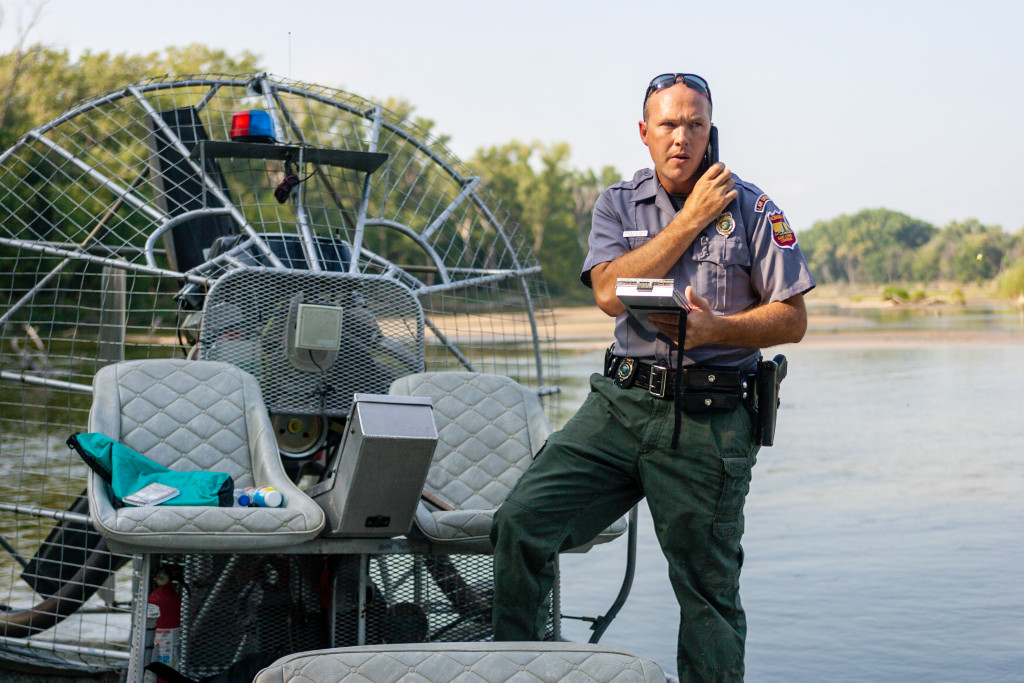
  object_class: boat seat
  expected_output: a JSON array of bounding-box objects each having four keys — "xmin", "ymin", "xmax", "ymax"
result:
[
  {"xmin": 253, "ymin": 642, "xmax": 668, "ymax": 682},
  {"xmin": 389, "ymin": 372, "xmax": 626, "ymax": 553},
  {"xmin": 86, "ymin": 358, "xmax": 324, "ymax": 552}
]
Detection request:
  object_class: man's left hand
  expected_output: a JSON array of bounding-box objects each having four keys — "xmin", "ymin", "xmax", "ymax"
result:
[
  {"xmin": 648, "ymin": 287, "xmax": 716, "ymax": 349},
  {"xmin": 649, "ymin": 290, "xmax": 808, "ymax": 350}
]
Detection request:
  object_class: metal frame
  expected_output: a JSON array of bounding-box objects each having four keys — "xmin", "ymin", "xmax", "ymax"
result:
[
  {"xmin": 1, "ymin": 74, "xmax": 555, "ymax": 394},
  {"xmin": 0, "ymin": 73, "xmax": 575, "ymax": 676}
]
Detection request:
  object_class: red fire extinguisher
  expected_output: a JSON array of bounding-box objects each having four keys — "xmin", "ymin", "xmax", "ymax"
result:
[{"xmin": 147, "ymin": 567, "xmax": 181, "ymax": 683}]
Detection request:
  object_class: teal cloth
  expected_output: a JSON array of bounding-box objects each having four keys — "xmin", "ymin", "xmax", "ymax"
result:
[{"xmin": 69, "ymin": 432, "xmax": 233, "ymax": 507}]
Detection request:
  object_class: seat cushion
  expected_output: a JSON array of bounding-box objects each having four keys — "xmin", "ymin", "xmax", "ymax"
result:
[
  {"xmin": 89, "ymin": 357, "xmax": 255, "ymax": 476},
  {"xmin": 92, "ymin": 500, "xmax": 323, "ymax": 551},
  {"xmin": 254, "ymin": 642, "xmax": 667, "ymax": 683},
  {"xmin": 414, "ymin": 505, "xmax": 629, "ymax": 554},
  {"xmin": 413, "ymin": 506, "xmax": 497, "ymax": 551},
  {"xmin": 393, "ymin": 372, "xmax": 628, "ymax": 553},
  {"xmin": 390, "ymin": 372, "xmax": 551, "ymax": 510},
  {"xmin": 87, "ymin": 359, "xmax": 324, "ymax": 551}
]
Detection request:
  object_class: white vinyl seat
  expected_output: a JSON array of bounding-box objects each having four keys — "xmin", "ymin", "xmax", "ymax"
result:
[
  {"xmin": 389, "ymin": 372, "xmax": 626, "ymax": 553},
  {"xmin": 86, "ymin": 358, "xmax": 324, "ymax": 551},
  {"xmin": 253, "ymin": 642, "xmax": 668, "ymax": 683}
]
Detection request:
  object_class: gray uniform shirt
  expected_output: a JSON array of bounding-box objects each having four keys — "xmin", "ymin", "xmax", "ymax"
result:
[{"xmin": 582, "ymin": 168, "xmax": 815, "ymax": 372}]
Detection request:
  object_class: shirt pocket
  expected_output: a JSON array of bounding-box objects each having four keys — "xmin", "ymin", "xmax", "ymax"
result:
[
  {"xmin": 692, "ymin": 235, "xmax": 752, "ymax": 310},
  {"xmin": 626, "ymin": 236, "xmax": 652, "ymax": 250}
]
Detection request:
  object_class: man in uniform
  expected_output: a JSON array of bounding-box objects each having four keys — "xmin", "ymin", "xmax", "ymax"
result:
[{"xmin": 490, "ymin": 73, "xmax": 815, "ymax": 681}]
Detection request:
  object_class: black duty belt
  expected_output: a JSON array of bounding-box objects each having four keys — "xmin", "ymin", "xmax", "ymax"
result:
[{"xmin": 605, "ymin": 356, "xmax": 755, "ymax": 411}]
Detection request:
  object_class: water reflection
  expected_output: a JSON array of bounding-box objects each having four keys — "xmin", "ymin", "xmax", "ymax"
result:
[{"xmin": 808, "ymin": 301, "xmax": 1023, "ymax": 333}]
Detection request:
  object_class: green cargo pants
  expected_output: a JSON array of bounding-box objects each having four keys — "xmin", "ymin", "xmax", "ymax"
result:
[{"xmin": 491, "ymin": 372, "xmax": 759, "ymax": 682}]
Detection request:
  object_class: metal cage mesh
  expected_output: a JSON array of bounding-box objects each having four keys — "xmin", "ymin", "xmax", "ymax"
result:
[
  {"xmin": 0, "ymin": 74, "xmax": 561, "ymax": 673},
  {"xmin": 197, "ymin": 269, "xmax": 425, "ymax": 416},
  {"xmin": 172, "ymin": 551, "xmax": 555, "ymax": 681}
]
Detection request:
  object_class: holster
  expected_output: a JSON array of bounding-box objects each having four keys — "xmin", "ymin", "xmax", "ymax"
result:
[{"xmin": 754, "ymin": 354, "xmax": 788, "ymax": 446}]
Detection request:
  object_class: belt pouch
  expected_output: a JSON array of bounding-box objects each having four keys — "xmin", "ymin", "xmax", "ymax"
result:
[
  {"xmin": 682, "ymin": 392, "xmax": 740, "ymax": 412},
  {"xmin": 681, "ymin": 366, "xmax": 742, "ymax": 391}
]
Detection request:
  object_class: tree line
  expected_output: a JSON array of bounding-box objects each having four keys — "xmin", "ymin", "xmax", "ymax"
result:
[
  {"xmin": 798, "ymin": 209, "xmax": 1024, "ymax": 297},
  {"xmin": 3, "ymin": 40, "xmax": 1023, "ymax": 304}
]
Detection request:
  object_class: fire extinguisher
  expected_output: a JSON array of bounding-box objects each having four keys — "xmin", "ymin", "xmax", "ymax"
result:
[{"xmin": 147, "ymin": 566, "xmax": 181, "ymax": 683}]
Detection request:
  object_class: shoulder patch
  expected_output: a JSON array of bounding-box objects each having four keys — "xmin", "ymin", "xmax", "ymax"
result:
[
  {"xmin": 754, "ymin": 194, "xmax": 770, "ymax": 213},
  {"xmin": 768, "ymin": 211, "xmax": 797, "ymax": 248}
]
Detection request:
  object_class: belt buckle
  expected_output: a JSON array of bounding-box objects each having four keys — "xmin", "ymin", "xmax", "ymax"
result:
[{"xmin": 649, "ymin": 365, "xmax": 668, "ymax": 398}]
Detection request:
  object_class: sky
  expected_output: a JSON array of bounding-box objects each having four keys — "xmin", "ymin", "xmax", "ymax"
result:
[{"xmin": 2, "ymin": 0, "xmax": 1023, "ymax": 232}]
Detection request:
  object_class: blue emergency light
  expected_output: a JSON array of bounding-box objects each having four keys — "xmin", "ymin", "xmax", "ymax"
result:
[{"xmin": 230, "ymin": 110, "xmax": 276, "ymax": 142}]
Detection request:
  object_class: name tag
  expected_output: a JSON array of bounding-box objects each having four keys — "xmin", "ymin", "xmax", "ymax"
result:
[{"xmin": 623, "ymin": 230, "xmax": 648, "ymax": 238}]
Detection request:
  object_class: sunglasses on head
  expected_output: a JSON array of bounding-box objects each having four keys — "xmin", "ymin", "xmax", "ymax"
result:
[{"xmin": 643, "ymin": 73, "xmax": 712, "ymax": 113}]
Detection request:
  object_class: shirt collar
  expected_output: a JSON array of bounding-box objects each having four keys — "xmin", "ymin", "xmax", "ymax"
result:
[
  {"xmin": 629, "ymin": 169, "xmax": 658, "ymax": 203},
  {"xmin": 629, "ymin": 169, "xmax": 679, "ymax": 219}
]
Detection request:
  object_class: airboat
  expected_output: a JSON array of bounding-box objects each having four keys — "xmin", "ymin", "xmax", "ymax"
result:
[{"xmin": 0, "ymin": 74, "xmax": 649, "ymax": 681}]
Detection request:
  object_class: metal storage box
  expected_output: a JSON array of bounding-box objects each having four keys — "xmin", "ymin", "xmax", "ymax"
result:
[{"xmin": 308, "ymin": 393, "xmax": 437, "ymax": 537}]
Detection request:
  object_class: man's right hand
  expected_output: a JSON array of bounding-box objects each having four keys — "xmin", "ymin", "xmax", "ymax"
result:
[
  {"xmin": 676, "ymin": 162, "xmax": 737, "ymax": 229},
  {"xmin": 590, "ymin": 163, "xmax": 737, "ymax": 318}
]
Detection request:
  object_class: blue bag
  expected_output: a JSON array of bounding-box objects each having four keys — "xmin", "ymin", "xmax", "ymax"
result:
[{"xmin": 67, "ymin": 432, "xmax": 234, "ymax": 507}]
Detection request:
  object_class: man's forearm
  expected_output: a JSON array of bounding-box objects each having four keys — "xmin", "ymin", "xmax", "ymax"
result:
[
  {"xmin": 590, "ymin": 216, "xmax": 705, "ymax": 316},
  {"xmin": 701, "ymin": 297, "xmax": 806, "ymax": 348},
  {"xmin": 646, "ymin": 292, "xmax": 807, "ymax": 350},
  {"xmin": 679, "ymin": 294, "xmax": 807, "ymax": 350},
  {"xmin": 590, "ymin": 165, "xmax": 737, "ymax": 317}
]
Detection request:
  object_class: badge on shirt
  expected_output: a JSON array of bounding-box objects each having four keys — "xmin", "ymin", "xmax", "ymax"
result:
[
  {"xmin": 623, "ymin": 230, "xmax": 648, "ymax": 238},
  {"xmin": 768, "ymin": 211, "xmax": 797, "ymax": 248},
  {"xmin": 755, "ymin": 194, "xmax": 771, "ymax": 213},
  {"xmin": 715, "ymin": 212, "xmax": 735, "ymax": 237}
]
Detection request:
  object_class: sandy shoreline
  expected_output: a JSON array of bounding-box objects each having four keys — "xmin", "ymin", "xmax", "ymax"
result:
[
  {"xmin": 128, "ymin": 301, "xmax": 1024, "ymax": 351},
  {"xmin": 552, "ymin": 305, "xmax": 1024, "ymax": 351}
]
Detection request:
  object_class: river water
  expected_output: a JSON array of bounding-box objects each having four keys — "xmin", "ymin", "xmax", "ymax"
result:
[{"xmin": 556, "ymin": 330, "xmax": 1024, "ymax": 680}]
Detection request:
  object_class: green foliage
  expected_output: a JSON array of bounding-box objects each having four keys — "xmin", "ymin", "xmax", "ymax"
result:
[
  {"xmin": 469, "ymin": 141, "xmax": 619, "ymax": 302},
  {"xmin": 0, "ymin": 44, "xmax": 264, "ymax": 148},
  {"xmin": 799, "ymin": 208, "xmax": 936, "ymax": 285},
  {"xmin": 881, "ymin": 286, "xmax": 910, "ymax": 301},
  {"xmin": 996, "ymin": 260, "xmax": 1024, "ymax": 298},
  {"xmin": 801, "ymin": 210, "xmax": 1023, "ymax": 286},
  {"xmin": 935, "ymin": 219, "xmax": 1013, "ymax": 283}
]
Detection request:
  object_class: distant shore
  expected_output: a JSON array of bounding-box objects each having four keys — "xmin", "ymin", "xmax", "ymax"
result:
[{"xmin": 553, "ymin": 290, "xmax": 1024, "ymax": 351}]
